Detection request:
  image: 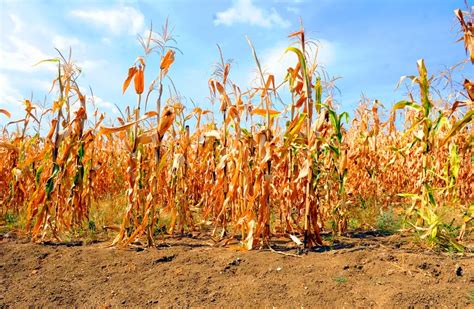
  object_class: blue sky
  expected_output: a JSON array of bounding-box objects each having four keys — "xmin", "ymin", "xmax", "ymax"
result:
[{"xmin": 0, "ymin": 0, "xmax": 472, "ymax": 124}]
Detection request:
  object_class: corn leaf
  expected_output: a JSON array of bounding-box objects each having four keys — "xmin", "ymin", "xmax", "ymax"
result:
[{"xmin": 440, "ymin": 110, "xmax": 474, "ymax": 146}]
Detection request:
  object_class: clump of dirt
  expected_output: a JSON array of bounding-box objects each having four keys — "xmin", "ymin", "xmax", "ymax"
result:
[{"xmin": 0, "ymin": 233, "xmax": 473, "ymax": 307}]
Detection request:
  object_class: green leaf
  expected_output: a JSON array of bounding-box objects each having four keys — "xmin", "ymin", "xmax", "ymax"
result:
[
  {"xmin": 431, "ymin": 112, "xmax": 447, "ymax": 134},
  {"xmin": 45, "ymin": 163, "xmax": 60, "ymax": 198},
  {"xmin": 241, "ymin": 127, "xmax": 251, "ymax": 138},
  {"xmin": 416, "ymin": 59, "xmax": 432, "ymax": 117},
  {"xmin": 78, "ymin": 142, "xmax": 85, "ymax": 159},
  {"xmin": 339, "ymin": 111, "xmax": 349, "ymax": 124},
  {"xmin": 285, "ymin": 46, "xmax": 310, "ymax": 94},
  {"xmin": 327, "ymin": 144, "xmax": 340, "ymax": 157},
  {"xmin": 35, "ymin": 166, "xmax": 43, "ymax": 186},
  {"xmin": 450, "ymin": 144, "xmax": 460, "ymax": 180},
  {"xmin": 393, "ymin": 101, "xmax": 422, "ymax": 112},
  {"xmin": 440, "ymin": 110, "xmax": 474, "ymax": 147},
  {"xmin": 284, "ymin": 113, "xmax": 307, "ymax": 147},
  {"xmin": 314, "ymin": 77, "xmax": 322, "ymax": 112},
  {"xmin": 397, "ymin": 193, "xmax": 420, "ymax": 199},
  {"xmin": 424, "ymin": 183, "xmax": 437, "ymax": 207},
  {"xmin": 33, "ymin": 58, "xmax": 60, "ymax": 67},
  {"xmin": 430, "ymin": 226, "xmax": 438, "ymax": 240}
]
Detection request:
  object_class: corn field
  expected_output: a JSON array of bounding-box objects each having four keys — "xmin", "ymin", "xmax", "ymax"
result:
[{"xmin": 0, "ymin": 10, "xmax": 473, "ymax": 251}]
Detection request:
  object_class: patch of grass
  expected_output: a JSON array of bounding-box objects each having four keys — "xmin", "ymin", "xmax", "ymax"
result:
[
  {"xmin": 328, "ymin": 219, "xmax": 337, "ymax": 232},
  {"xmin": 1, "ymin": 211, "xmax": 27, "ymax": 232},
  {"xmin": 469, "ymin": 289, "xmax": 474, "ymax": 304},
  {"xmin": 88, "ymin": 220, "xmax": 97, "ymax": 232},
  {"xmin": 348, "ymin": 218, "xmax": 360, "ymax": 230},
  {"xmin": 88, "ymin": 195, "xmax": 127, "ymax": 229},
  {"xmin": 406, "ymin": 206, "xmax": 466, "ymax": 253},
  {"xmin": 5, "ymin": 213, "xmax": 17, "ymax": 225},
  {"xmin": 5, "ymin": 213, "xmax": 18, "ymax": 229},
  {"xmin": 154, "ymin": 212, "xmax": 172, "ymax": 237},
  {"xmin": 376, "ymin": 209, "xmax": 401, "ymax": 234},
  {"xmin": 347, "ymin": 198, "xmax": 387, "ymax": 231},
  {"xmin": 334, "ymin": 277, "xmax": 347, "ymax": 284}
]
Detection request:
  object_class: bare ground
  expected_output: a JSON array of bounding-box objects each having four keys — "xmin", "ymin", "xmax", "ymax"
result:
[{"xmin": 0, "ymin": 232, "xmax": 473, "ymax": 308}]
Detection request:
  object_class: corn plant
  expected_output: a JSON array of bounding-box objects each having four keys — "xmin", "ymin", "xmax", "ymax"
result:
[{"xmin": 0, "ymin": 12, "xmax": 472, "ymax": 251}]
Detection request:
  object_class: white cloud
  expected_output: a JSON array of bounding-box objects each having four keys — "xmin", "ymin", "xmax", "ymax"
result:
[
  {"xmin": 249, "ymin": 39, "xmax": 336, "ymax": 86},
  {"xmin": 89, "ymin": 95, "xmax": 119, "ymax": 115},
  {"xmin": 67, "ymin": 94, "xmax": 118, "ymax": 117},
  {"xmin": 70, "ymin": 6, "xmax": 146, "ymax": 35},
  {"xmin": 0, "ymin": 74, "xmax": 21, "ymax": 103},
  {"xmin": 274, "ymin": 0, "xmax": 305, "ymax": 3},
  {"xmin": 0, "ymin": 14, "xmax": 55, "ymax": 73},
  {"xmin": 101, "ymin": 37, "xmax": 112, "ymax": 45},
  {"xmin": 0, "ymin": 9, "xmax": 119, "ymax": 122},
  {"xmin": 0, "ymin": 16, "xmax": 85, "ymax": 75},
  {"xmin": 0, "ymin": 36, "xmax": 55, "ymax": 73},
  {"xmin": 9, "ymin": 13, "xmax": 23, "ymax": 33},
  {"xmin": 214, "ymin": 0, "xmax": 290, "ymax": 28},
  {"xmin": 309, "ymin": 39, "xmax": 336, "ymax": 67},
  {"xmin": 286, "ymin": 6, "xmax": 300, "ymax": 14},
  {"xmin": 78, "ymin": 59, "xmax": 108, "ymax": 72},
  {"xmin": 52, "ymin": 35, "xmax": 83, "ymax": 51},
  {"xmin": 0, "ymin": 73, "xmax": 24, "ymax": 119},
  {"xmin": 30, "ymin": 79, "xmax": 53, "ymax": 93}
]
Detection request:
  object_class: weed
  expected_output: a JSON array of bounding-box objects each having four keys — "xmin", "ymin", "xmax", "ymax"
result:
[
  {"xmin": 376, "ymin": 210, "xmax": 401, "ymax": 234},
  {"xmin": 5, "ymin": 213, "xmax": 17, "ymax": 225},
  {"xmin": 469, "ymin": 289, "xmax": 474, "ymax": 304}
]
